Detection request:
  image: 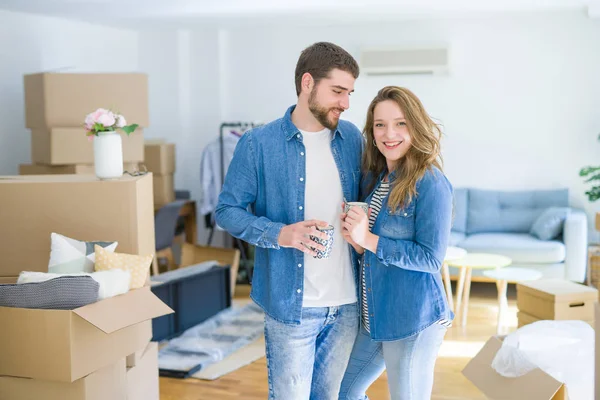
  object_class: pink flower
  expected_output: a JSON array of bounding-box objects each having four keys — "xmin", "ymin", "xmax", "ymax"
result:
[
  {"xmin": 97, "ymin": 111, "xmax": 116, "ymax": 128},
  {"xmin": 116, "ymin": 114, "xmax": 127, "ymax": 128}
]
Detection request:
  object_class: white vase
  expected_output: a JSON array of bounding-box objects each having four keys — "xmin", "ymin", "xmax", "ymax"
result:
[{"xmin": 93, "ymin": 131, "xmax": 124, "ymax": 180}]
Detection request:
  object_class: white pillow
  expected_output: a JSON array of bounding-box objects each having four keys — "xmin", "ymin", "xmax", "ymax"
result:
[
  {"xmin": 17, "ymin": 270, "xmax": 131, "ymax": 300},
  {"xmin": 49, "ymin": 232, "xmax": 118, "ymax": 273}
]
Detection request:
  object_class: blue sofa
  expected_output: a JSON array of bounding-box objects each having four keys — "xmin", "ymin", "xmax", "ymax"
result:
[{"xmin": 449, "ymin": 188, "xmax": 588, "ymax": 283}]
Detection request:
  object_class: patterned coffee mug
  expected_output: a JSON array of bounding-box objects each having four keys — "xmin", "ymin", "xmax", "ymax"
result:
[
  {"xmin": 344, "ymin": 202, "xmax": 369, "ymax": 215},
  {"xmin": 309, "ymin": 224, "xmax": 334, "ymax": 259}
]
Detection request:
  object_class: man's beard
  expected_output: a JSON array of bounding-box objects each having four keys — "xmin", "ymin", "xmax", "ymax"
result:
[{"xmin": 308, "ymin": 88, "xmax": 343, "ymax": 131}]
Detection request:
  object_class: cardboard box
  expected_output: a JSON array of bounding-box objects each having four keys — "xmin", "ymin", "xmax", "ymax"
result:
[
  {"xmin": 180, "ymin": 243, "xmax": 240, "ymax": 297},
  {"xmin": 0, "ymin": 359, "xmax": 127, "ymax": 400},
  {"xmin": 596, "ymin": 304, "xmax": 600, "ymax": 400},
  {"xmin": 0, "ymin": 174, "xmax": 154, "ymax": 277},
  {"xmin": 126, "ymin": 341, "xmax": 149, "ymax": 368},
  {"xmin": 517, "ymin": 311, "xmax": 593, "ymax": 328},
  {"xmin": 0, "ymin": 277, "xmax": 17, "ymax": 284},
  {"xmin": 154, "ymin": 174, "xmax": 175, "ymax": 206},
  {"xmin": 145, "ymin": 142, "xmax": 175, "ymax": 175},
  {"xmin": 517, "ymin": 279, "xmax": 598, "ymax": 321},
  {"xmin": 126, "ymin": 342, "xmax": 159, "ymax": 400},
  {"xmin": 31, "ymin": 128, "xmax": 144, "ymax": 165},
  {"xmin": 0, "ymin": 287, "xmax": 172, "ymax": 382},
  {"xmin": 19, "ymin": 162, "xmax": 139, "ymax": 175},
  {"xmin": 24, "ymin": 73, "xmax": 149, "ymax": 129},
  {"xmin": 463, "ymin": 336, "xmax": 567, "ymax": 400}
]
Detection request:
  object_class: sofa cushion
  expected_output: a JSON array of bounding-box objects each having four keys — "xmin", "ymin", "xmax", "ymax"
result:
[
  {"xmin": 459, "ymin": 233, "xmax": 565, "ymax": 264},
  {"xmin": 452, "ymin": 188, "xmax": 468, "ymax": 233},
  {"xmin": 466, "ymin": 188, "xmax": 569, "ymax": 235},
  {"xmin": 449, "ymin": 231, "xmax": 466, "ymax": 247},
  {"xmin": 530, "ymin": 207, "xmax": 571, "ymax": 240}
]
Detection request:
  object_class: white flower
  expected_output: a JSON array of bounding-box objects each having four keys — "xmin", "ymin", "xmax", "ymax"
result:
[{"xmin": 116, "ymin": 114, "xmax": 127, "ymax": 128}]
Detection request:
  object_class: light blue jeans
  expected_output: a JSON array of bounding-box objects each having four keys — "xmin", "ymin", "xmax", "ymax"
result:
[
  {"xmin": 264, "ymin": 303, "xmax": 358, "ymax": 400},
  {"xmin": 339, "ymin": 323, "xmax": 447, "ymax": 400}
]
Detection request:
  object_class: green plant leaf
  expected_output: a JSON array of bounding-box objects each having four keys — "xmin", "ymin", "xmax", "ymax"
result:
[
  {"xmin": 585, "ymin": 173, "xmax": 600, "ymax": 183},
  {"xmin": 585, "ymin": 186, "xmax": 600, "ymax": 202},
  {"xmin": 579, "ymin": 166, "xmax": 600, "ymax": 176},
  {"xmin": 121, "ymin": 123, "xmax": 139, "ymax": 136}
]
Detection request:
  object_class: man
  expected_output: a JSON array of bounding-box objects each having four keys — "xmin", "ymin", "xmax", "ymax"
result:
[{"xmin": 215, "ymin": 42, "xmax": 363, "ymax": 399}]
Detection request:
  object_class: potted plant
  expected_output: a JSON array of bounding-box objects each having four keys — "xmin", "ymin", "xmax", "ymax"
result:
[
  {"xmin": 579, "ymin": 135, "xmax": 600, "ymax": 230},
  {"xmin": 84, "ymin": 108, "xmax": 138, "ymax": 179}
]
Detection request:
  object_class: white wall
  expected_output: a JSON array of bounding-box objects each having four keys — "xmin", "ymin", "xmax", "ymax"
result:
[
  {"xmin": 0, "ymin": 10, "xmax": 138, "ymax": 175},
  {"xmin": 219, "ymin": 11, "xmax": 600, "ymax": 237},
  {"xmin": 138, "ymin": 27, "xmax": 226, "ymax": 246}
]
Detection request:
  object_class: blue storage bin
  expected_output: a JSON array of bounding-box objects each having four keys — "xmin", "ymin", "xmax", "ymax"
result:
[{"xmin": 150, "ymin": 262, "xmax": 231, "ymax": 341}]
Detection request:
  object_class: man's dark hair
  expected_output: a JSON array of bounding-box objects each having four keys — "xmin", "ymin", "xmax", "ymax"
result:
[{"xmin": 294, "ymin": 42, "xmax": 359, "ymax": 96}]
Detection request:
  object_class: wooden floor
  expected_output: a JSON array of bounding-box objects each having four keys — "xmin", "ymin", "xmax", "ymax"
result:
[{"xmin": 160, "ymin": 282, "xmax": 518, "ymax": 400}]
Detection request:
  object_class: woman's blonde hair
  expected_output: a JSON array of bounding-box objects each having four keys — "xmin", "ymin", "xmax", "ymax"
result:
[{"xmin": 363, "ymin": 86, "xmax": 443, "ymax": 211}]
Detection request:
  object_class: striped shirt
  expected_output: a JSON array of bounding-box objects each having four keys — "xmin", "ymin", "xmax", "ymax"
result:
[{"xmin": 361, "ymin": 180, "xmax": 452, "ymax": 333}]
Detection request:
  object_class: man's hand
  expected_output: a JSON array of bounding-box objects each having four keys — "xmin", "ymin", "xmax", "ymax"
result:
[{"xmin": 278, "ymin": 220, "xmax": 329, "ymax": 257}]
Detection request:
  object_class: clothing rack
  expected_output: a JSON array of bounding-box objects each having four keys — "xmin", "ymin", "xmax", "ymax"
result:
[{"xmin": 207, "ymin": 121, "xmax": 262, "ymax": 282}]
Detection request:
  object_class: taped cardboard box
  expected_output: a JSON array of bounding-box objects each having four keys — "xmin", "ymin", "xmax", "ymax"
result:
[
  {"xmin": 517, "ymin": 311, "xmax": 593, "ymax": 328},
  {"xmin": 517, "ymin": 279, "xmax": 597, "ymax": 321},
  {"xmin": 0, "ymin": 174, "xmax": 154, "ymax": 277},
  {"xmin": 31, "ymin": 128, "xmax": 144, "ymax": 165},
  {"xmin": 463, "ymin": 336, "xmax": 567, "ymax": 400},
  {"xmin": 0, "ymin": 359, "xmax": 127, "ymax": 400},
  {"xmin": 596, "ymin": 304, "xmax": 600, "ymax": 400},
  {"xmin": 144, "ymin": 142, "xmax": 175, "ymax": 175},
  {"xmin": 127, "ymin": 342, "xmax": 159, "ymax": 400},
  {"xmin": 154, "ymin": 174, "xmax": 175, "ymax": 207},
  {"xmin": 0, "ymin": 173, "xmax": 153, "ymax": 275},
  {"xmin": 24, "ymin": 73, "xmax": 149, "ymax": 129},
  {"xmin": 19, "ymin": 162, "xmax": 139, "ymax": 175},
  {"xmin": 0, "ymin": 287, "xmax": 172, "ymax": 382}
]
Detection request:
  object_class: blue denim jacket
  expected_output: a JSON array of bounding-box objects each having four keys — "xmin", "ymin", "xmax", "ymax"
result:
[
  {"xmin": 362, "ymin": 167, "xmax": 454, "ymax": 341},
  {"xmin": 215, "ymin": 105, "xmax": 364, "ymax": 324}
]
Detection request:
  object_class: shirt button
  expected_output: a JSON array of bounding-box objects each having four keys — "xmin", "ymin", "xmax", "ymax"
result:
[
  {"xmin": 404, "ymin": 212, "xmax": 408, "ymax": 216},
  {"xmin": 297, "ymin": 289, "xmax": 302, "ymax": 293},
  {"xmin": 299, "ymin": 206, "xmax": 303, "ymax": 210},
  {"xmin": 297, "ymin": 134, "xmax": 301, "ymax": 138},
  {"xmin": 300, "ymin": 177, "xmax": 304, "ymax": 182},
  {"xmin": 300, "ymin": 152, "xmax": 305, "ymax": 156},
  {"xmin": 368, "ymin": 288, "xmax": 372, "ymax": 292},
  {"xmin": 298, "ymin": 264, "xmax": 302, "ymax": 268}
]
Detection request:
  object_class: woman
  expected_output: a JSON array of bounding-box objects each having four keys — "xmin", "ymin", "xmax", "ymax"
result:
[{"xmin": 338, "ymin": 86, "xmax": 454, "ymax": 400}]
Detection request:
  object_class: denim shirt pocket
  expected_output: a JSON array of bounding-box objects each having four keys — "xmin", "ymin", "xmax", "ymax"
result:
[{"xmin": 381, "ymin": 203, "xmax": 416, "ymax": 239}]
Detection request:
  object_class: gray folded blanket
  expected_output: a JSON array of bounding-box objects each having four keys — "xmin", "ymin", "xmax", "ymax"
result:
[{"xmin": 0, "ymin": 276, "xmax": 99, "ymax": 310}]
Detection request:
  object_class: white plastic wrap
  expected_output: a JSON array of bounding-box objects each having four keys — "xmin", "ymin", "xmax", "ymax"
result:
[{"xmin": 491, "ymin": 320, "xmax": 594, "ymax": 400}]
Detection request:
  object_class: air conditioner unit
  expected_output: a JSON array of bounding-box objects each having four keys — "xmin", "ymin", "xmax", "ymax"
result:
[{"xmin": 360, "ymin": 47, "xmax": 449, "ymax": 76}]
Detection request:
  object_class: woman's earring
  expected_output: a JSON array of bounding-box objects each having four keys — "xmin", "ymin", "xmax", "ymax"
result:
[{"xmin": 372, "ymin": 139, "xmax": 377, "ymax": 146}]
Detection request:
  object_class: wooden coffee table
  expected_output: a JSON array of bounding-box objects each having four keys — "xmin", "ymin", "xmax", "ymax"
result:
[{"xmin": 447, "ymin": 253, "xmax": 512, "ymax": 326}]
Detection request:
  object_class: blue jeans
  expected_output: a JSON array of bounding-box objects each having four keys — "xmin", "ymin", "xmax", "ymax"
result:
[
  {"xmin": 264, "ymin": 303, "xmax": 358, "ymax": 400},
  {"xmin": 339, "ymin": 323, "xmax": 447, "ymax": 400}
]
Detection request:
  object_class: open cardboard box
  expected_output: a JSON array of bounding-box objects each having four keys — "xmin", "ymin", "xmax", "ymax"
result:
[
  {"xmin": 0, "ymin": 359, "xmax": 127, "ymax": 400},
  {"xmin": 0, "ymin": 287, "xmax": 173, "ymax": 382},
  {"xmin": 463, "ymin": 336, "xmax": 567, "ymax": 400},
  {"xmin": 127, "ymin": 342, "xmax": 159, "ymax": 400}
]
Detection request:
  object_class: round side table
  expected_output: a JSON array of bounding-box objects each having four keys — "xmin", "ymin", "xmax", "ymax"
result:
[
  {"xmin": 442, "ymin": 247, "xmax": 468, "ymax": 312},
  {"xmin": 447, "ymin": 253, "xmax": 512, "ymax": 327},
  {"xmin": 483, "ymin": 267, "xmax": 543, "ymax": 334}
]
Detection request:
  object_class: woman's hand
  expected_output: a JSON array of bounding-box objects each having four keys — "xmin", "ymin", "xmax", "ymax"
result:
[
  {"xmin": 342, "ymin": 205, "xmax": 372, "ymax": 248},
  {"xmin": 340, "ymin": 203, "xmax": 364, "ymax": 254}
]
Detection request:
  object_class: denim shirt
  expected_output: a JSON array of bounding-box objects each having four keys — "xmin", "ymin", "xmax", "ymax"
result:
[
  {"xmin": 215, "ymin": 105, "xmax": 364, "ymax": 324},
  {"xmin": 362, "ymin": 167, "xmax": 454, "ymax": 341}
]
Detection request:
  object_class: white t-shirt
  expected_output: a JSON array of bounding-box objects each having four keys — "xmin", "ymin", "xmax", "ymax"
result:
[{"xmin": 300, "ymin": 128, "xmax": 357, "ymax": 307}]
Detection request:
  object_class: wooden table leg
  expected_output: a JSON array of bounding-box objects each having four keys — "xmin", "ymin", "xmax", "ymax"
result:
[
  {"xmin": 496, "ymin": 279, "xmax": 508, "ymax": 335},
  {"xmin": 184, "ymin": 202, "xmax": 198, "ymax": 245},
  {"xmin": 454, "ymin": 266, "xmax": 467, "ymax": 322},
  {"xmin": 441, "ymin": 262, "xmax": 454, "ymax": 312},
  {"xmin": 461, "ymin": 267, "xmax": 472, "ymax": 327}
]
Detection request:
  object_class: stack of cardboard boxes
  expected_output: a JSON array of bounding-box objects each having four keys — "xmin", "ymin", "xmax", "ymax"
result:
[
  {"xmin": 516, "ymin": 279, "xmax": 597, "ymax": 327},
  {"xmin": 0, "ymin": 174, "xmax": 172, "ymax": 399},
  {"xmin": 144, "ymin": 141, "xmax": 176, "ymax": 207},
  {"xmin": 19, "ymin": 73, "xmax": 149, "ymax": 175}
]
